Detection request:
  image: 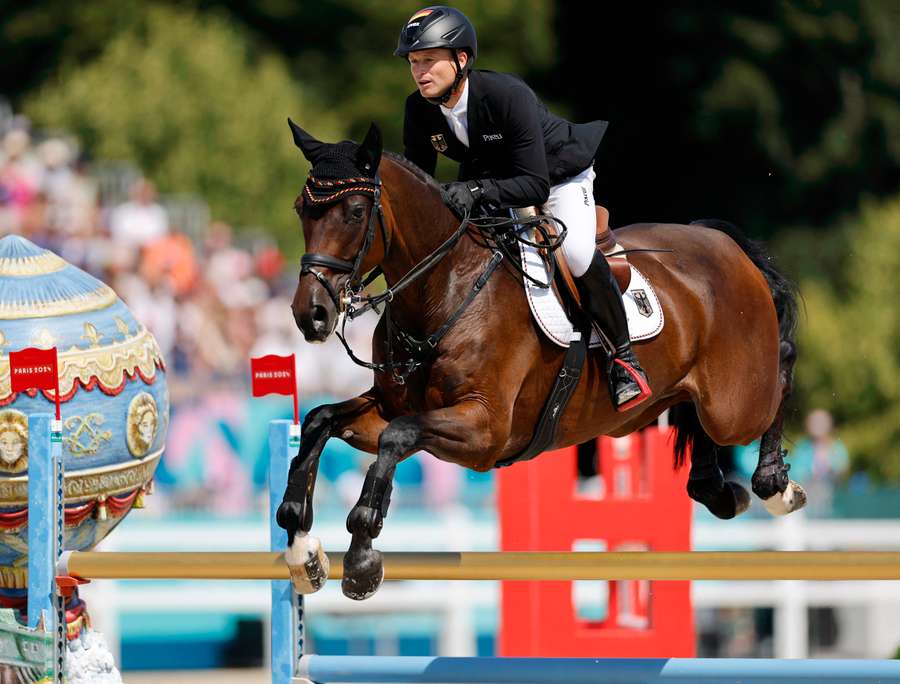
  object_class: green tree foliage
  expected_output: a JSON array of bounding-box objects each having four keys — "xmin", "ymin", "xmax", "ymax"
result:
[
  {"xmin": 552, "ymin": 1, "xmax": 900, "ymax": 236},
  {"xmin": 787, "ymin": 196, "xmax": 900, "ymax": 479},
  {"xmin": 23, "ymin": 5, "xmax": 337, "ymax": 247}
]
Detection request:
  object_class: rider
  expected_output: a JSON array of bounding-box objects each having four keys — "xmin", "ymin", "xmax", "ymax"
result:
[{"xmin": 396, "ymin": 6, "xmax": 651, "ymax": 411}]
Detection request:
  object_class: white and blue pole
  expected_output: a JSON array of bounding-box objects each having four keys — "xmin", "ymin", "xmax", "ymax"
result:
[
  {"xmin": 270, "ymin": 419, "xmax": 304, "ymax": 683},
  {"xmin": 26, "ymin": 412, "xmax": 65, "ymax": 682}
]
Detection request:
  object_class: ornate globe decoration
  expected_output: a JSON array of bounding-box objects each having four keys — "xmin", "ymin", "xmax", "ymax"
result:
[{"xmin": 0, "ymin": 236, "xmax": 169, "ymax": 598}]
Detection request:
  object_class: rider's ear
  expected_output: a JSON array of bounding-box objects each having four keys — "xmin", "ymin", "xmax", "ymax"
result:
[
  {"xmin": 356, "ymin": 123, "xmax": 382, "ymax": 175},
  {"xmin": 288, "ymin": 118, "xmax": 327, "ymax": 163}
]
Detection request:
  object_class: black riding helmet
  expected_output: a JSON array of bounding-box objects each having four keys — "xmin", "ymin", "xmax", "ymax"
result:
[{"xmin": 395, "ymin": 6, "xmax": 477, "ymax": 105}]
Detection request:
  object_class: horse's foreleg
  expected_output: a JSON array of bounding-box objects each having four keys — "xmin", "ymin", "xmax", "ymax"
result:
[
  {"xmin": 342, "ymin": 402, "xmax": 500, "ymax": 600},
  {"xmin": 276, "ymin": 393, "xmax": 387, "ymax": 593}
]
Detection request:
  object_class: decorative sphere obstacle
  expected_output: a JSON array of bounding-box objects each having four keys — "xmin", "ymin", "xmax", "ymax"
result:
[{"xmin": 22, "ymin": 416, "xmax": 900, "ymax": 683}]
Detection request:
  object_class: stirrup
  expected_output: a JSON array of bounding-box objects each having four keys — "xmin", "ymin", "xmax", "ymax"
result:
[{"xmin": 611, "ymin": 357, "xmax": 652, "ymax": 412}]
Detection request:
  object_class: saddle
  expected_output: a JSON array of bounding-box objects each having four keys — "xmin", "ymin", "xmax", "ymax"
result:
[{"xmin": 526, "ymin": 205, "xmax": 631, "ymax": 308}]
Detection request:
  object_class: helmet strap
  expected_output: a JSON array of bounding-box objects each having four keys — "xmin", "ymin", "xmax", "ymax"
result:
[{"xmin": 426, "ymin": 52, "xmax": 467, "ymax": 106}]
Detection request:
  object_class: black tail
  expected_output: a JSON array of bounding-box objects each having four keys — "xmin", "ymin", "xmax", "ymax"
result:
[
  {"xmin": 670, "ymin": 402, "xmax": 716, "ymax": 469},
  {"xmin": 669, "ymin": 219, "xmax": 800, "ymax": 469}
]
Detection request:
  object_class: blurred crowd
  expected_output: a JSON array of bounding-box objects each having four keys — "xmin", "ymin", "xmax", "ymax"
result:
[{"xmin": 0, "ymin": 109, "xmax": 477, "ymax": 516}]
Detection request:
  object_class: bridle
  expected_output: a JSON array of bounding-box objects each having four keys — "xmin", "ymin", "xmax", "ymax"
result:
[{"xmin": 299, "ymin": 173, "xmax": 390, "ymax": 315}]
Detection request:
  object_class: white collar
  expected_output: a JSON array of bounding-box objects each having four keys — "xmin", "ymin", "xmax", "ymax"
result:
[{"xmin": 440, "ymin": 78, "xmax": 469, "ymax": 117}]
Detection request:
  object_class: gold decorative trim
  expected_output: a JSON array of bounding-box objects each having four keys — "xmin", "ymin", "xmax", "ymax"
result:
[
  {"xmin": 0, "ymin": 566, "xmax": 26, "ymax": 587},
  {"xmin": 0, "ymin": 327, "xmax": 164, "ymax": 399},
  {"xmin": 63, "ymin": 413, "xmax": 112, "ymax": 457},
  {"xmin": 0, "ymin": 447, "xmax": 162, "ymax": 506},
  {"xmin": 0, "ymin": 252, "xmax": 67, "ymax": 277},
  {"xmin": 0, "ymin": 284, "xmax": 117, "ymax": 320},
  {"xmin": 0, "ymin": 285, "xmax": 118, "ymax": 320}
]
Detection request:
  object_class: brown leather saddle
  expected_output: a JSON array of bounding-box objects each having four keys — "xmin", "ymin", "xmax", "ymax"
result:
[{"xmin": 531, "ymin": 205, "xmax": 630, "ymax": 309}]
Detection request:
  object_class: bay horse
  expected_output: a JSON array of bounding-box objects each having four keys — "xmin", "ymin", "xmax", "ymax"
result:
[{"xmin": 277, "ymin": 121, "xmax": 803, "ymax": 600}]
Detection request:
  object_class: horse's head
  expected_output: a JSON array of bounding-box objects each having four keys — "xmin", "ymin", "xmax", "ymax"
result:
[{"xmin": 288, "ymin": 119, "xmax": 384, "ymax": 342}]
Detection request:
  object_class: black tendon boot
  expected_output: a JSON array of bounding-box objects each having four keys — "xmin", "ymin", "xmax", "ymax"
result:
[{"xmin": 575, "ymin": 252, "xmax": 652, "ymax": 411}]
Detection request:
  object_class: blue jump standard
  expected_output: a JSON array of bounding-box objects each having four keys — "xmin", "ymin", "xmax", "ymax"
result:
[{"xmin": 296, "ymin": 656, "xmax": 900, "ymax": 683}]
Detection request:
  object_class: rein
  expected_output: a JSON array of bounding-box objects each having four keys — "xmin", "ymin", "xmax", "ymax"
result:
[{"xmin": 299, "ymin": 171, "xmax": 568, "ymax": 384}]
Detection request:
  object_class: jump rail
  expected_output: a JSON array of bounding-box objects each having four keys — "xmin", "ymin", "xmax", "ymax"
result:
[{"xmin": 58, "ymin": 550, "xmax": 900, "ymax": 581}]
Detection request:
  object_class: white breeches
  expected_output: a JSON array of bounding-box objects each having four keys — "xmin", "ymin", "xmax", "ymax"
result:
[{"xmin": 544, "ymin": 166, "xmax": 597, "ymax": 277}]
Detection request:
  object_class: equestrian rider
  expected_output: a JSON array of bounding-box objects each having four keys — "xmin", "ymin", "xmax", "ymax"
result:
[{"xmin": 396, "ymin": 6, "xmax": 651, "ymax": 411}]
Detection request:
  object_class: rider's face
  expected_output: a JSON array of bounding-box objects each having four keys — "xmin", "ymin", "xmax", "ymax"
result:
[{"xmin": 408, "ymin": 48, "xmax": 466, "ymax": 99}]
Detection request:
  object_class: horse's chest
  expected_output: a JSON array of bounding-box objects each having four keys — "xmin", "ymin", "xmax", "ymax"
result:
[{"xmin": 374, "ymin": 362, "xmax": 471, "ymax": 416}]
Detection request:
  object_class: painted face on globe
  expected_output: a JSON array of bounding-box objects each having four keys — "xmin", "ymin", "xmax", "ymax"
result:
[
  {"xmin": 127, "ymin": 392, "xmax": 159, "ymax": 458},
  {"xmin": 0, "ymin": 430, "xmax": 23, "ymax": 466},
  {"xmin": 137, "ymin": 410, "xmax": 156, "ymax": 448}
]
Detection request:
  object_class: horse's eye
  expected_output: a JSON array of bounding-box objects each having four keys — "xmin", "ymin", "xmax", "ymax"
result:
[{"xmin": 349, "ymin": 206, "xmax": 366, "ymax": 222}]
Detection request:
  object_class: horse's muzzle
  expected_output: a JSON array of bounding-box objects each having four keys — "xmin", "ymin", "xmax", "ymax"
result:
[{"xmin": 293, "ymin": 286, "xmax": 338, "ymax": 343}]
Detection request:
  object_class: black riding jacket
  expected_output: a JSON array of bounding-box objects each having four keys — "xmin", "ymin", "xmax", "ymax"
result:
[{"xmin": 402, "ymin": 69, "xmax": 607, "ymax": 209}]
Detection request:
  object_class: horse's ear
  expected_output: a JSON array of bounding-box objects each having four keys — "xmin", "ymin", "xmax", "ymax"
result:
[
  {"xmin": 356, "ymin": 122, "xmax": 382, "ymax": 175},
  {"xmin": 288, "ymin": 118, "xmax": 327, "ymax": 163}
]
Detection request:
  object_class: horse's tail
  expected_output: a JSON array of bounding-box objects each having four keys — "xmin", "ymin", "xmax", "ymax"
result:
[
  {"xmin": 670, "ymin": 402, "xmax": 716, "ymax": 469},
  {"xmin": 668, "ymin": 219, "xmax": 801, "ymax": 469}
]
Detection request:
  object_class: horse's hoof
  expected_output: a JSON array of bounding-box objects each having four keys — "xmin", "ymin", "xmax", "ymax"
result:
[
  {"xmin": 763, "ymin": 480, "xmax": 807, "ymax": 516},
  {"xmin": 341, "ymin": 547, "xmax": 384, "ymax": 601},
  {"xmin": 687, "ymin": 477, "xmax": 749, "ymax": 520},
  {"xmin": 729, "ymin": 481, "xmax": 751, "ymax": 517},
  {"xmin": 286, "ymin": 533, "xmax": 330, "ymax": 594}
]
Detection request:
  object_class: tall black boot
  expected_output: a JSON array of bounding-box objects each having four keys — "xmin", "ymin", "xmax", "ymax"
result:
[{"xmin": 575, "ymin": 251, "xmax": 652, "ymax": 411}]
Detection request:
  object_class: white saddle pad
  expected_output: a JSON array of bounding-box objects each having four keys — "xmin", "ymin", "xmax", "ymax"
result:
[{"xmin": 520, "ymin": 242, "xmax": 664, "ymax": 348}]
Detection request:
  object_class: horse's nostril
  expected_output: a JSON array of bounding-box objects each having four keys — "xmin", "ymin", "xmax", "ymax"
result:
[{"xmin": 311, "ymin": 305, "xmax": 328, "ymax": 324}]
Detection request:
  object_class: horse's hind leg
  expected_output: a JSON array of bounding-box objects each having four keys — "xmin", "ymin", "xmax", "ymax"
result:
[
  {"xmin": 752, "ymin": 341, "xmax": 807, "ymax": 515},
  {"xmin": 676, "ymin": 404, "xmax": 751, "ymax": 520},
  {"xmin": 276, "ymin": 392, "xmax": 387, "ymax": 593}
]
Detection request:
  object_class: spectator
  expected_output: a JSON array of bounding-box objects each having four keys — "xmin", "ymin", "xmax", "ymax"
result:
[
  {"xmin": 109, "ymin": 178, "xmax": 168, "ymax": 249},
  {"xmin": 735, "ymin": 409, "xmax": 850, "ymax": 516}
]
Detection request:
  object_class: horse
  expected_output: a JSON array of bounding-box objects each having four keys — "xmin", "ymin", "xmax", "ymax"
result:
[{"xmin": 276, "ymin": 120, "xmax": 803, "ymax": 600}]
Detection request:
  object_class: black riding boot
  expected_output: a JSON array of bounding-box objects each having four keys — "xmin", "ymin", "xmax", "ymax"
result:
[{"xmin": 575, "ymin": 252, "xmax": 652, "ymax": 411}]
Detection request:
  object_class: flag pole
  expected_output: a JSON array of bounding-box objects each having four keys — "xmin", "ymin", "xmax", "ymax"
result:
[{"xmin": 291, "ymin": 353, "xmax": 299, "ymax": 426}]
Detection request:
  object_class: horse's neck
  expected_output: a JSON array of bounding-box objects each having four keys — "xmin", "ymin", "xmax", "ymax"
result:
[{"xmin": 380, "ymin": 163, "xmax": 468, "ymax": 333}]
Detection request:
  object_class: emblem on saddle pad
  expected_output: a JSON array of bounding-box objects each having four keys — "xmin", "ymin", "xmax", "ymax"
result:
[
  {"xmin": 632, "ymin": 289, "xmax": 654, "ymax": 318},
  {"xmin": 430, "ymin": 134, "xmax": 448, "ymax": 152}
]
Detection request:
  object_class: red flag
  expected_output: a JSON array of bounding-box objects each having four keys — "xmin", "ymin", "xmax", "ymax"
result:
[
  {"xmin": 10, "ymin": 347, "xmax": 58, "ymax": 392},
  {"xmin": 250, "ymin": 354, "xmax": 298, "ymax": 424},
  {"xmin": 10, "ymin": 347, "xmax": 60, "ymax": 420}
]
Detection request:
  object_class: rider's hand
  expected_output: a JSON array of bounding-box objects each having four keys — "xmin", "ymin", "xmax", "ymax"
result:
[{"xmin": 440, "ymin": 180, "xmax": 484, "ymax": 218}]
